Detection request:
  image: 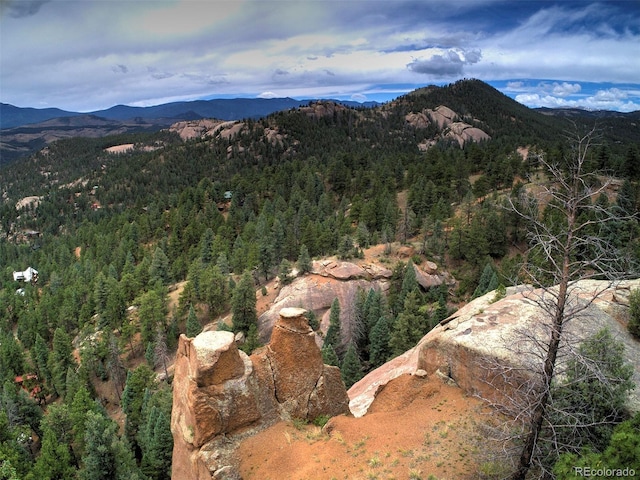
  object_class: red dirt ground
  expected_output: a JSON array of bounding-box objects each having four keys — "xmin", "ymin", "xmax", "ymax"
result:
[{"xmin": 237, "ymin": 374, "xmax": 493, "ymax": 480}]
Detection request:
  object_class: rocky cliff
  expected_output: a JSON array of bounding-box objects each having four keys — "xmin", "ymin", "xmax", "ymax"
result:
[
  {"xmin": 405, "ymin": 104, "xmax": 491, "ymax": 149},
  {"xmin": 171, "ymin": 307, "xmax": 349, "ymax": 480},
  {"xmin": 349, "ymin": 279, "xmax": 640, "ymax": 417},
  {"xmin": 258, "ymin": 259, "xmax": 453, "ymax": 345}
]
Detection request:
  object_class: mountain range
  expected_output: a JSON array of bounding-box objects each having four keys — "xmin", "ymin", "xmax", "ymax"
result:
[
  {"xmin": 0, "ymin": 97, "xmax": 382, "ymax": 130},
  {"xmin": 0, "ymin": 97, "xmax": 380, "ymax": 164},
  {"xmin": 2, "ymin": 82, "xmax": 639, "ymax": 166}
]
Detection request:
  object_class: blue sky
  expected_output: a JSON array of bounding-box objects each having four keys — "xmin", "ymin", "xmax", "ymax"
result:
[{"xmin": 1, "ymin": 0, "xmax": 639, "ymax": 112}]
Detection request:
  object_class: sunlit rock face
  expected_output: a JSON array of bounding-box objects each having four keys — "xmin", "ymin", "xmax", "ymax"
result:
[
  {"xmin": 171, "ymin": 308, "xmax": 349, "ymax": 479},
  {"xmin": 349, "ymin": 280, "xmax": 640, "ymax": 418}
]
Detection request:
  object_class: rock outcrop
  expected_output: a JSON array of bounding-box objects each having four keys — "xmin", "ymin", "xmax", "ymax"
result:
[
  {"xmin": 169, "ymin": 119, "xmax": 245, "ymax": 141},
  {"xmin": 349, "ymin": 280, "xmax": 640, "ymax": 417},
  {"xmin": 298, "ymin": 101, "xmax": 348, "ymax": 119},
  {"xmin": 406, "ymin": 104, "xmax": 491, "ymax": 149},
  {"xmin": 258, "ymin": 259, "xmax": 451, "ymax": 346},
  {"xmin": 171, "ymin": 308, "xmax": 349, "ymax": 479},
  {"xmin": 257, "ymin": 260, "xmax": 392, "ymax": 345}
]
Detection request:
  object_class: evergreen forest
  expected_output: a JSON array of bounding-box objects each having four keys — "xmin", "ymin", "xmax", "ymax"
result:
[{"xmin": 1, "ymin": 79, "xmax": 640, "ymax": 479}]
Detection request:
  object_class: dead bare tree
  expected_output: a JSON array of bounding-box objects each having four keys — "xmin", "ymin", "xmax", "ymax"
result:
[
  {"xmin": 154, "ymin": 326, "xmax": 170, "ymax": 381},
  {"xmin": 502, "ymin": 125, "xmax": 635, "ymax": 479}
]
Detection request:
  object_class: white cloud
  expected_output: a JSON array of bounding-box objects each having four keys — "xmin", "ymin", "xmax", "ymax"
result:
[
  {"xmin": 350, "ymin": 93, "xmax": 367, "ymax": 102},
  {"xmin": 515, "ymin": 87, "xmax": 639, "ymax": 112},
  {"xmin": 257, "ymin": 91, "xmax": 278, "ymax": 99},
  {"xmin": 551, "ymin": 82, "xmax": 581, "ymax": 97},
  {"xmin": 1, "ymin": 0, "xmax": 638, "ymax": 111}
]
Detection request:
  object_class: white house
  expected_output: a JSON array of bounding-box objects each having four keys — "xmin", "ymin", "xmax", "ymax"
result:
[{"xmin": 13, "ymin": 267, "xmax": 38, "ymax": 283}]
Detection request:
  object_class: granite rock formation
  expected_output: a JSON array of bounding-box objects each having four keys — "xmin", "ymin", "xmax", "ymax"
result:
[
  {"xmin": 171, "ymin": 307, "xmax": 349, "ymax": 479},
  {"xmin": 349, "ymin": 279, "xmax": 640, "ymax": 417},
  {"xmin": 258, "ymin": 259, "xmax": 451, "ymax": 345},
  {"xmin": 405, "ymin": 105, "xmax": 491, "ymax": 150}
]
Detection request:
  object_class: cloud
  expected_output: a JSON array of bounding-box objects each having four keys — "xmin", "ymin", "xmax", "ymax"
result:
[
  {"xmin": 1, "ymin": 0, "xmax": 49, "ymax": 18},
  {"xmin": 350, "ymin": 93, "xmax": 367, "ymax": 102},
  {"xmin": 148, "ymin": 67, "xmax": 175, "ymax": 80},
  {"xmin": 112, "ymin": 64, "xmax": 129, "ymax": 74},
  {"xmin": 407, "ymin": 48, "xmax": 482, "ymax": 77},
  {"xmin": 506, "ymin": 81, "xmax": 525, "ymax": 90},
  {"xmin": 258, "ymin": 91, "xmax": 278, "ymax": 99},
  {"xmin": 550, "ymin": 82, "xmax": 581, "ymax": 97},
  {"xmin": 1, "ymin": 1, "xmax": 638, "ymax": 112},
  {"xmin": 515, "ymin": 87, "xmax": 639, "ymax": 112}
]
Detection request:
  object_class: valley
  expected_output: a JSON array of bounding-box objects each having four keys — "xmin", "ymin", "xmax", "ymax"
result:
[{"xmin": 1, "ymin": 79, "xmax": 639, "ymax": 480}]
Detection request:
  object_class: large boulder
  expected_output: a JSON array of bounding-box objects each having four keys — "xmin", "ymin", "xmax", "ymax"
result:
[
  {"xmin": 253, "ymin": 307, "xmax": 349, "ymax": 420},
  {"xmin": 407, "ymin": 105, "xmax": 491, "ymax": 149},
  {"xmin": 171, "ymin": 331, "xmax": 261, "ymax": 479},
  {"xmin": 171, "ymin": 308, "xmax": 350, "ymax": 479},
  {"xmin": 349, "ymin": 280, "xmax": 640, "ymax": 417},
  {"xmin": 257, "ymin": 260, "xmax": 391, "ymax": 345}
]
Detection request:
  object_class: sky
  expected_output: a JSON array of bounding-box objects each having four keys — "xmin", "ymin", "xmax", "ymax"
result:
[{"xmin": 1, "ymin": 0, "xmax": 639, "ymax": 113}]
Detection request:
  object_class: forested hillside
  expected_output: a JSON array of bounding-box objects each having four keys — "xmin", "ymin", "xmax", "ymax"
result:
[{"xmin": 1, "ymin": 79, "xmax": 639, "ymax": 479}]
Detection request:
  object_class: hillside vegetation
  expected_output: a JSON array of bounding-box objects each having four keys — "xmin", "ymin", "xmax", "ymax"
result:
[{"xmin": 1, "ymin": 79, "xmax": 639, "ymax": 479}]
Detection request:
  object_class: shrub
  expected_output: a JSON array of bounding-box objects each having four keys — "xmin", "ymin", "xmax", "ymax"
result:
[
  {"xmin": 628, "ymin": 288, "xmax": 640, "ymax": 339},
  {"xmin": 312, "ymin": 414, "xmax": 330, "ymax": 427}
]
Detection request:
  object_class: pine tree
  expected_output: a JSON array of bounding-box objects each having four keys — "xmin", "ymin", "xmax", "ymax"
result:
[
  {"xmin": 121, "ymin": 364, "xmax": 154, "ymax": 454},
  {"xmin": 341, "ymin": 342, "xmax": 363, "ymax": 388},
  {"xmin": 33, "ymin": 405, "xmax": 76, "ymax": 480},
  {"xmin": 106, "ymin": 333, "xmax": 126, "ymax": 400},
  {"xmin": 200, "ymin": 264, "xmax": 229, "ymax": 316},
  {"xmin": 48, "ymin": 327, "xmax": 76, "ymax": 398},
  {"xmin": 216, "ymin": 252, "xmax": 230, "ymax": 275},
  {"xmin": 148, "ymin": 247, "xmax": 170, "ymax": 287},
  {"xmin": 321, "ymin": 343, "xmax": 339, "ymax": 367},
  {"xmin": 364, "ymin": 289, "xmax": 382, "ymax": 335},
  {"xmin": 32, "ymin": 333, "xmax": 51, "ymax": 387},
  {"xmin": 369, "ymin": 315, "xmax": 391, "ymax": 368},
  {"xmin": 337, "ymin": 235, "xmax": 354, "ymax": 259},
  {"xmin": 99, "ymin": 277, "xmax": 123, "ymax": 331},
  {"xmin": 550, "ymin": 328, "xmax": 635, "ymax": 454},
  {"xmin": 80, "ymin": 411, "xmax": 118, "ymax": 480},
  {"xmin": 324, "ymin": 298, "xmax": 341, "ymax": 351},
  {"xmin": 93, "ymin": 272, "xmax": 109, "ymax": 317},
  {"xmin": 387, "ymin": 261, "xmax": 407, "ymax": 316},
  {"xmin": 137, "ymin": 288, "xmax": 167, "ymax": 345},
  {"xmin": 139, "ymin": 407, "xmax": 173, "ymax": 480},
  {"xmin": 257, "ymin": 216, "xmax": 275, "ymax": 281},
  {"xmin": 305, "ymin": 310, "xmax": 319, "ymax": 331},
  {"xmin": 272, "ymin": 217, "xmax": 286, "ymax": 266},
  {"xmin": 186, "ymin": 305, "xmax": 202, "ymax": 338},
  {"xmin": 472, "ymin": 262, "xmax": 495, "ymax": 298},
  {"xmin": 278, "ymin": 258, "xmax": 293, "ymax": 285},
  {"xmin": 199, "ymin": 228, "xmax": 214, "ymax": 264},
  {"xmin": 433, "ymin": 294, "xmax": 448, "ymax": 326},
  {"xmin": 239, "ymin": 323, "xmax": 262, "ymax": 355},
  {"xmin": 401, "ymin": 260, "xmax": 419, "ymax": 302},
  {"xmin": 297, "ymin": 244, "xmax": 312, "ymax": 274},
  {"xmin": 389, "ymin": 292, "xmax": 425, "ymax": 357},
  {"xmin": 231, "ymin": 235, "xmax": 247, "ymax": 273},
  {"xmin": 231, "ymin": 271, "xmax": 257, "ymax": 333},
  {"xmin": 70, "ymin": 386, "xmax": 99, "ymax": 458},
  {"xmin": 65, "ymin": 365, "xmax": 81, "ymax": 404}
]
